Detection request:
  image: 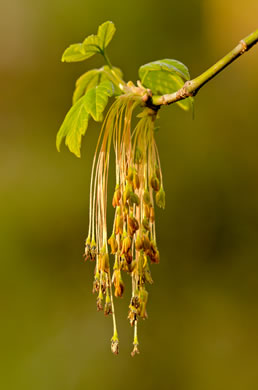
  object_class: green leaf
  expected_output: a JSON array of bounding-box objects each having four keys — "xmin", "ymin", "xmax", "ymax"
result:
[
  {"xmin": 56, "ymin": 96, "xmax": 89, "ymax": 158},
  {"xmin": 97, "ymin": 21, "xmax": 116, "ymax": 50},
  {"xmin": 162, "ymin": 59, "xmax": 190, "ymax": 81},
  {"xmin": 100, "ymin": 66, "xmax": 123, "ymax": 95},
  {"xmin": 82, "ymin": 34, "xmax": 102, "ymax": 56},
  {"xmin": 73, "ymin": 69, "xmax": 101, "ymax": 104},
  {"xmin": 73, "ymin": 66, "xmax": 123, "ymax": 104},
  {"xmin": 61, "ymin": 21, "xmax": 116, "ymax": 63},
  {"xmin": 84, "ymin": 79, "xmax": 114, "ymax": 121},
  {"xmin": 139, "ymin": 59, "xmax": 190, "ymax": 82},
  {"xmin": 62, "ymin": 43, "xmax": 90, "ymax": 63},
  {"xmin": 62, "ymin": 35, "xmax": 102, "ymax": 63},
  {"xmin": 139, "ymin": 59, "xmax": 193, "ymax": 111}
]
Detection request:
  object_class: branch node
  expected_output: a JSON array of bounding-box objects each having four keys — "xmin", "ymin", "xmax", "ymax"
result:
[{"xmin": 239, "ymin": 39, "xmax": 248, "ymax": 53}]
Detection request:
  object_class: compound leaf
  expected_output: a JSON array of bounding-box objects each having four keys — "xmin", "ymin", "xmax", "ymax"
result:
[
  {"xmin": 61, "ymin": 21, "xmax": 116, "ymax": 64},
  {"xmin": 56, "ymin": 96, "xmax": 89, "ymax": 158}
]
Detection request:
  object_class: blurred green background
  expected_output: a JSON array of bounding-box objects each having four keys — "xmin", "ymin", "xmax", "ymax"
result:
[{"xmin": 1, "ymin": 0, "xmax": 258, "ymax": 389}]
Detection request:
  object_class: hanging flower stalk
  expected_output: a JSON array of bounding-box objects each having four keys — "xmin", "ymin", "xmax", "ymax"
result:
[
  {"xmin": 56, "ymin": 21, "xmax": 258, "ymax": 355},
  {"xmin": 84, "ymin": 90, "xmax": 164, "ymax": 355}
]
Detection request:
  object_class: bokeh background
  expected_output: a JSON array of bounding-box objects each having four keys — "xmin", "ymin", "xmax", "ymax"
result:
[{"xmin": 1, "ymin": 0, "xmax": 258, "ymax": 389}]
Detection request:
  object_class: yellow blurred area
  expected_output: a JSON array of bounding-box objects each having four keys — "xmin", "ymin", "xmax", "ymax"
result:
[{"xmin": 1, "ymin": 1, "xmax": 258, "ymax": 389}]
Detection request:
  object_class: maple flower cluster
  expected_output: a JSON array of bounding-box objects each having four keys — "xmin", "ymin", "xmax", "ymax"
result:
[{"xmin": 84, "ymin": 93, "xmax": 165, "ymax": 356}]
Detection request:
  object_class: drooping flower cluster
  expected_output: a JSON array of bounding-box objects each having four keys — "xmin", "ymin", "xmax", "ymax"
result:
[{"xmin": 84, "ymin": 92, "xmax": 165, "ymax": 356}]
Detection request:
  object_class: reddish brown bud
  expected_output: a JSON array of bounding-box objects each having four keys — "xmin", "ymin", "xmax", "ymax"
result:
[
  {"xmin": 142, "ymin": 234, "xmax": 151, "ymax": 251},
  {"xmin": 124, "ymin": 250, "xmax": 133, "ymax": 264},
  {"xmin": 150, "ymin": 175, "xmax": 160, "ymax": 192},
  {"xmin": 128, "ymin": 216, "xmax": 139, "ymax": 236},
  {"xmin": 135, "ymin": 235, "xmax": 143, "ymax": 251},
  {"xmin": 121, "ymin": 235, "xmax": 132, "ymax": 254},
  {"xmin": 113, "ymin": 270, "xmax": 125, "ymax": 298}
]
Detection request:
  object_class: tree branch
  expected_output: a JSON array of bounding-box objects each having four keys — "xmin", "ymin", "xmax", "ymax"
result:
[{"xmin": 151, "ymin": 29, "xmax": 258, "ymax": 107}]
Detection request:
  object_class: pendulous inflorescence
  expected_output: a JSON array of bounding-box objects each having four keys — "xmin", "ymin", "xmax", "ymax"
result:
[
  {"xmin": 57, "ymin": 20, "xmax": 195, "ymax": 356},
  {"xmin": 84, "ymin": 93, "xmax": 165, "ymax": 356}
]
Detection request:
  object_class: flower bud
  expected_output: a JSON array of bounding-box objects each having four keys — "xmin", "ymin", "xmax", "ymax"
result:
[
  {"xmin": 123, "ymin": 183, "xmax": 132, "ymax": 204},
  {"xmin": 124, "ymin": 202, "xmax": 129, "ymax": 216},
  {"xmin": 121, "ymin": 235, "xmax": 131, "ymax": 254},
  {"xmin": 126, "ymin": 166, "xmax": 134, "ymax": 182},
  {"xmin": 108, "ymin": 234, "xmax": 118, "ymax": 254},
  {"xmin": 131, "ymin": 341, "xmax": 140, "ymax": 357},
  {"xmin": 84, "ymin": 236, "xmax": 91, "ymax": 261},
  {"xmin": 144, "ymin": 204, "xmax": 150, "ymax": 218},
  {"xmin": 125, "ymin": 250, "xmax": 133, "ymax": 264},
  {"xmin": 142, "ymin": 216, "xmax": 150, "ymax": 231},
  {"xmin": 112, "ymin": 187, "xmax": 121, "ymax": 207},
  {"xmin": 139, "ymin": 288, "xmax": 148, "ymax": 319},
  {"xmin": 104, "ymin": 294, "xmax": 112, "ymax": 316},
  {"xmin": 90, "ymin": 238, "xmax": 97, "ymax": 261},
  {"xmin": 144, "ymin": 263, "xmax": 153, "ymax": 284},
  {"xmin": 143, "ymin": 189, "xmax": 150, "ymax": 205},
  {"xmin": 113, "ymin": 270, "xmax": 125, "ymax": 298},
  {"xmin": 129, "ymin": 192, "xmax": 140, "ymax": 207},
  {"xmin": 99, "ymin": 252, "xmax": 109, "ymax": 273},
  {"xmin": 92, "ymin": 271, "xmax": 100, "ymax": 293},
  {"xmin": 111, "ymin": 332, "xmax": 119, "ymax": 355},
  {"xmin": 97, "ymin": 289, "xmax": 104, "ymax": 311},
  {"xmin": 142, "ymin": 234, "xmax": 151, "ymax": 251},
  {"xmin": 128, "ymin": 215, "xmax": 139, "ymax": 236},
  {"xmin": 115, "ymin": 214, "xmax": 123, "ymax": 235},
  {"xmin": 135, "ymin": 235, "xmax": 143, "ymax": 251},
  {"xmin": 150, "ymin": 175, "xmax": 160, "ymax": 192},
  {"xmin": 155, "ymin": 187, "xmax": 165, "ymax": 209}
]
